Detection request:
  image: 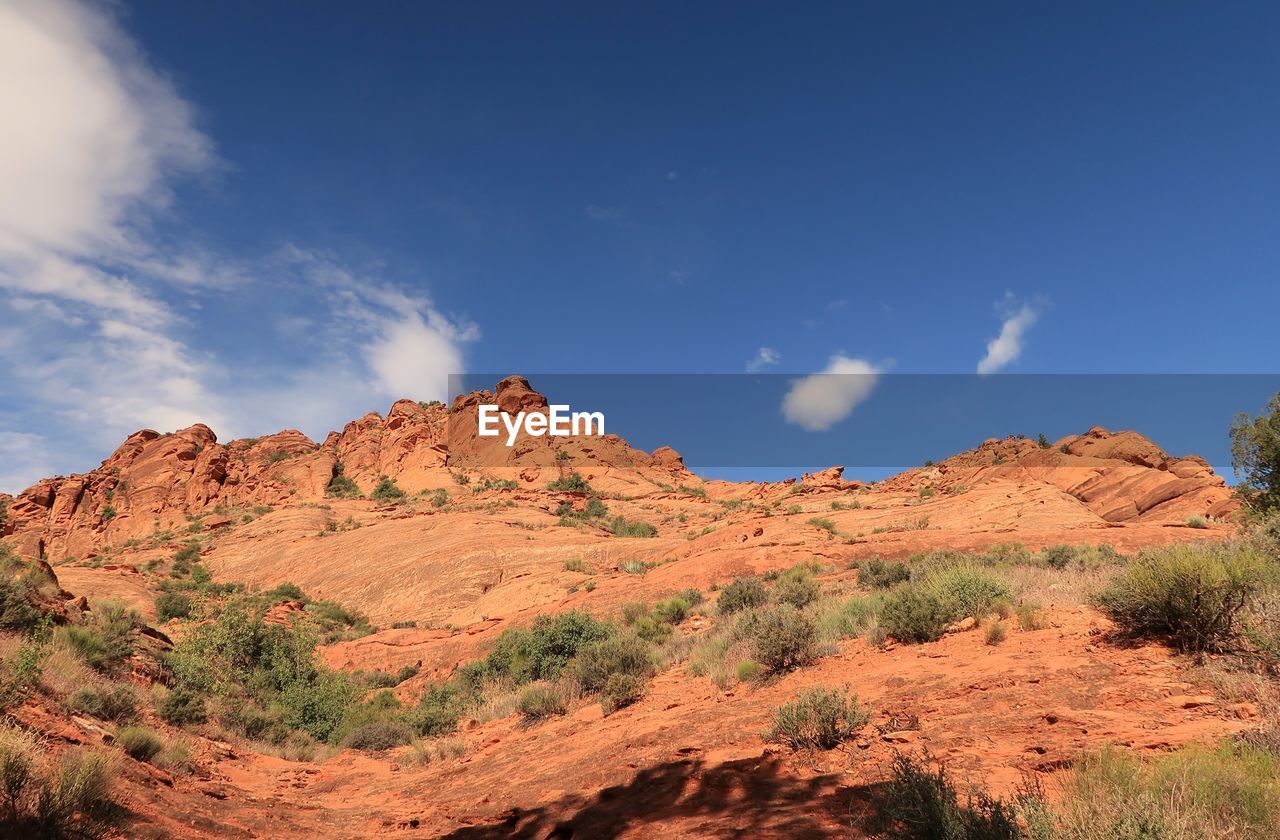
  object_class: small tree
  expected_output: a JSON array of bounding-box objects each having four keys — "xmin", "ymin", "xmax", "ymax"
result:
[{"xmin": 1231, "ymin": 392, "xmax": 1280, "ymax": 514}]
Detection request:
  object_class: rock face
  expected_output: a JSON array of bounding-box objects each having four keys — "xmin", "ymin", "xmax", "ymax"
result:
[
  {"xmin": 882, "ymin": 427, "xmax": 1237, "ymax": 524},
  {"xmin": 0, "ymin": 378, "xmax": 692, "ymax": 561}
]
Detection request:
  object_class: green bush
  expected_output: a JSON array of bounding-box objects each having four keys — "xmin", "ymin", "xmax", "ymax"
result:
[
  {"xmin": 57, "ymin": 602, "xmax": 139, "ymax": 671},
  {"xmin": 0, "ymin": 728, "xmax": 118, "ymax": 838},
  {"xmin": 608, "ymin": 517, "xmax": 658, "ymax": 538},
  {"xmin": 517, "ymin": 682, "xmax": 567, "ymax": 719},
  {"xmin": 116, "ymin": 726, "xmax": 163, "ymax": 762},
  {"xmin": 774, "ymin": 565, "xmax": 821, "ymax": 608},
  {"xmin": 1092, "ymin": 542, "xmax": 1270, "ymax": 651},
  {"xmin": 343, "ymin": 720, "xmax": 412, "ymax": 751},
  {"xmin": 769, "ymin": 686, "xmax": 870, "ymax": 750},
  {"xmin": 601, "ymin": 673, "xmax": 647, "ymax": 714},
  {"xmin": 547, "ymin": 473, "xmax": 592, "ymax": 493},
  {"xmin": 925, "ymin": 565, "xmax": 1011, "ymax": 623},
  {"xmin": 0, "ymin": 579, "xmax": 42, "ymax": 633},
  {"xmin": 67, "ymin": 684, "xmax": 138, "ymax": 722},
  {"xmin": 409, "ymin": 682, "xmax": 465, "ymax": 737},
  {"xmin": 157, "ymin": 688, "xmax": 207, "ymax": 726},
  {"xmin": 325, "ymin": 469, "xmax": 361, "ymax": 499},
  {"xmin": 875, "ymin": 752, "xmax": 1023, "ymax": 840},
  {"xmin": 370, "ymin": 475, "xmax": 406, "ymax": 503},
  {"xmin": 482, "ymin": 611, "xmax": 614, "ymax": 685},
  {"xmin": 807, "ymin": 517, "xmax": 837, "ymax": 534},
  {"xmin": 881, "ymin": 586, "xmax": 952, "ymax": 644},
  {"xmin": 571, "ymin": 634, "xmax": 655, "ymax": 693},
  {"xmin": 155, "ymin": 591, "xmax": 194, "ymax": 621},
  {"xmin": 717, "ymin": 576, "xmax": 768, "ymax": 615},
  {"xmin": 858, "ymin": 558, "xmax": 911, "ymax": 590},
  {"xmin": 749, "ymin": 604, "xmax": 819, "ymax": 673},
  {"xmin": 652, "ymin": 596, "xmax": 691, "ymax": 625}
]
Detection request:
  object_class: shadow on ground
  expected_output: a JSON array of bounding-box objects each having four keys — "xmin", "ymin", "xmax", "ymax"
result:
[{"xmin": 437, "ymin": 752, "xmax": 890, "ymax": 839}]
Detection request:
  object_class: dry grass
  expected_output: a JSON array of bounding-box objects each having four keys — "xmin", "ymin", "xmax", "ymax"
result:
[{"xmin": 407, "ymin": 737, "xmax": 466, "ymax": 766}]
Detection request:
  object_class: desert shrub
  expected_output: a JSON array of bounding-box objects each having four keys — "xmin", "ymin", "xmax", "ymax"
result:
[
  {"xmin": 571, "ymin": 633, "xmax": 655, "ymax": 693},
  {"xmin": 1186, "ymin": 515, "xmax": 1209, "ymax": 529},
  {"xmin": 343, "ymin": 720, "xmax": 412, "ymax": 751},
  {"xmin": 325, "ymin": 462, "xmax": 361, "ymax": 499},
  {"xmin": 601, "ymin": 673, "xmax": 647, "ymax": 714},
  {"xmin": 807, "ymin": 517, "xmax": 837, "ymax": 534},
  {"xmin": 67, "ymin": 684, "xmax": 138, "ymax": 722},
  {"xmin": 735, "ymin": 660, "xmax": 762, "ymax": 681},
  {"xmin": 56, "ymin": 601, "xmax": 139, "ymax": 671},
  {"xmin": 717, "ymin": 576, "xmax": 768, "ymax": 615},
  {"xmin": 859, "ymin": 558, "xmax": 911, "ymax": 590},
  {"xmin": 774, "ymin": 565, "xmax": 821, "ymax": 608},
  {"xmin": 608, "ymin": 517, "xmax": 657, "ymax": 538},
  {"xmin": 983, "ymin": 623, "xmax": 1007, "ymax": 646},
  {"xmin": 818, "ymin": 595, "xmax": 883, "ymax": 640},
  {"xmin": 370, "ymin": 475, "xmax": 406, "ymax": 503},
  {"xmin": 925, "ymin": 565, "xmax": 1011, "ymax": 623},
  {"xmin": 265, "ymin": 582, "xmax": 307, "ymax": 602},
  {"xmin": 156, "ymin": 688, "xmax": 207, "ymax": 727},
  {"xmin": 0, "ymin": 635, "xmax": 46, "ymax": 711},
  {"xmin": 0, "ymin": 579, "xmax": 42, "ymax": 634},
  {"xmin": 749, "ymin": 604, "xmax": 819, "ymax": 673},
  {"xmin": 409, "ymin": 682, "xmax": 466, "ymax": 737},
  {"xmin": 116, "ymin": 726, "xmax": 163, "ymax": 762},
  {"xmin": 167, "ymin": 600, "xmax": 361, "ymax": 742},
  {"xmin": 482, "ymin": 611, "xmax": 613, "ymax": 685},
  {"xmin": 563, "ymin": 557, "xmax": 590, "ymax": 574},
  {"xmin": 652, "ymin": 596, "xmax": 691, "ymax": 625},
  {"xmin": 874, "ymin": 752, "xmax": 1022, "ymax": 840},
  {"xmin": 769, "ymin": 685, "xmax": 870, "ymax": 750},
  {"xmin": 517, "ymin": 682, "xmax": 567, "ymax": 719},
  {"xmin": 881, "ymin": 586, "xmax": 951, "ymax": 644},
  {"xmin": 429, "ymin": 488, "xmax": 450, "ymax": 507},
  {"xmin": 582, "ymin": 497, "xmax": 609, "ymax": 518},
  {"xmin": 1039, "ymin": 544, "xmax": 1080, "ymax": 569},
  {"xmin": 1050, "ymin": 743, "xmax": 1280, "ymax": 840},
  {"xmin": 1092, "ymin": 542, "xmax": 1270, "ymax": 651},
  {"xmin": 547, "ymin": 473, "xmax": 592, "ymax": 493},
  {"xmin": 619, "ymin": 559, "xmax": 650, "ymax": 575},
  {"xmin": 0, "ymin": 730, "xmax": 118, "ymax": 837},
  {"xmin": 155, "ymin": 591, "xmax": 194, "ymax": 621},
  {"xmin": 1016, "ymin": 604, "xmax": 1045, "ymax": 631}
]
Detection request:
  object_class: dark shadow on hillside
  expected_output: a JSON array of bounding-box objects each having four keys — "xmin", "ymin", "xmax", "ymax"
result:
[{"xmin": 436, "ymin": 753, "xmax": 890, "ymax": 839}]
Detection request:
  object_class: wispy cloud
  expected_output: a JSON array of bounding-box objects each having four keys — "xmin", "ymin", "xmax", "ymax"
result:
[
  {"xmin": 746, "ymin": 347, "xmax": 781, "ymax": 373},
  {"xmin": 976, "ymin": 295, "xmax": 1041, "ymax": 374},
  {"xmin": 781, "ymin": 354, "xmax": 881, "ymax": 432},
  {"xmin": 0, "ymin": 0, "xmax": 476, "ymax": 492}
]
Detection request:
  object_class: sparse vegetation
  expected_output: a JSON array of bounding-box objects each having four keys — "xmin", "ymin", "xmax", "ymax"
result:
[
  {"xmin": 769, "ymin": 685, "xmax": 870, "ymax": 750},
  {"xmin": 1092, "ymin": 541, "xmax": 1271, "ymax": 652},
  {"xmin": 0, "ymin": 724, "xmax": 119, "ymax": 837},
  {"xmin": 116, "ymin": 725, "xmax": 163, "ymax": 762},
  {"xmin": 370, "ymin": 475, "xmax": 406, "ymax": 503},
  {"xmin": 547, "ymin": 473, "xmax": 592, "ymax": 493},
  {"xmin": 67, "ymin": 684, "xmax": 139, "ymax": 722},
  {"xmin": 325, "ymin": 462, "xmax": 361, "ymax": 499},
  {"xmin": 859, "ymin": 558, "xmax": 911, "ymax": 590},
  {"xmin": 717, "ymin": 576, "xmax": 768, "ymax": 615}
]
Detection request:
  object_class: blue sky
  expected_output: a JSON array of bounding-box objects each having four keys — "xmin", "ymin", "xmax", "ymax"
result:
[{"xmin": 2, "ymin": 1, "xmax": 1279, "ymax": 491}]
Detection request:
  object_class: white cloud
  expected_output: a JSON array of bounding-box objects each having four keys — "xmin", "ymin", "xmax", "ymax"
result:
[
  {"xmin": 0, "ymin": 432, "xmax": 57, "ymax": 494},
  {"xmin": 746, "ymin": 347, "xmax": 781, "ymax": 373},
  {"xmin": 0, "ymin": 0, "xmax": 211, "ymax": 259},
  {"xmin": 0, "ymin": 0, "xmax": 477, "ymax": 492},
  {"xmin": 782, "ymin": 355, "xmax": 881, "ymax": 432},
  {"xmin": 977, "ymin": 298, "xmax": 1040, "ymax": 374}
]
